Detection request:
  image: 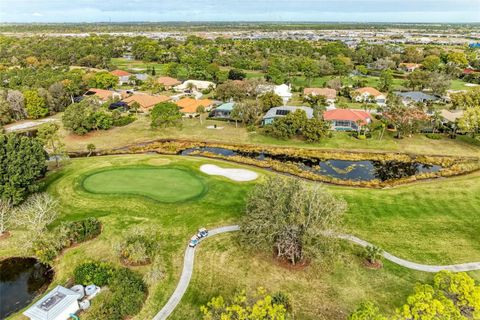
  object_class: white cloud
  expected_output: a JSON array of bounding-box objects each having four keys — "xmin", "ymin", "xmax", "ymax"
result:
[{"xmin": 32, "ymin": 12, "xmax": 43, "ymax": 17}]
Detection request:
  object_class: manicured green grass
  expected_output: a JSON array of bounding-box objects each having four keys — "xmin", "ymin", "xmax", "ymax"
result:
[
  {"xmin": 2, "ymin": 154, "xmax": 480, "ymax": 320},
  {"xmin": 82, "ymin": 167, "xmax": 206, "ymax": 203}
]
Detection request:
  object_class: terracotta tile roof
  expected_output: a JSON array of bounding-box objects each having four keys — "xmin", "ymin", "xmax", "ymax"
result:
[
  {"xmin": 84, "ymin": 88, "xmax": 119, "ymax": 101},
  {"xmin": 303, "ymin": 88, "xmax": 337, "ymax": 100},
  {"xmin": 110, "ymin": 69, "xmax": 132, "ymax": 77},
  {"xmin": 157, "ymin": 76, "xmax": 181, "ymax": 87},
  {"xmin": 176, "ymin": 98, "xmax": 213, "ymax": 113},
  {"xmin": 354, "ymin": 87, "xmax": 384, "ymax": 98},
  {"xmin": 122, "ymin": 94, "xmax": 171, "ymax": 110},
  {"xmin": 323, "ymin": 109, "xmax": 372, "ymax": 125}
]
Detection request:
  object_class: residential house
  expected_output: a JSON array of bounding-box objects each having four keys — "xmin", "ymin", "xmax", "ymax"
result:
[
  {"xmin": 303, "ymin": 88, "xmax": 337, "ymax": 106},
  {"xmin": 440, "ymin": 109, "xmax": 464, "ymax": 124},
  {"xmin": 209, "ymin": 102, "xmax": 235, "ymax": 119},
  {"xmin": 23, "ymin": 285, "xmax": 81, "ymax": 320},
  {"xmin": 157, "ymin": 76, "xmax": 181, "ymax": 89},
  {"xmin": 262, "ymin": 106, "xmax": 313, "ymax": 125},
  {"xmin": 399, "ymin": 63, "xmax": 422, "ymax": 72},
  {"xmin": 257, "ymin": 84, "xmax": 293, "ymax": 105},
  {"xmin": 174, "ymin": 80, "xmax": 216, "ymax": 92},
  {"xmin": 176, "ymin": 98, "xmax": 214, "ymax": 118},
  {"xmin": 110, "ymin": 69, "xmax": 132, "ymax": 85},
  {"xmin": 83, "ymin": 88, "xmax": 122, "ymax": 102},
  {"xmin": 122, "ymin": 94, "xmax": 171, "ymax": 112},
  {"xmin": 353, "ymin": 87, "xmax": 386, "ymax": 105},
  {"xmin": 396, "ymin": 91, "xmax": 439, "ymax": 105},
  {"xmin": 323, "ymin": 109, "xmax": 372, "ymax": 131}
]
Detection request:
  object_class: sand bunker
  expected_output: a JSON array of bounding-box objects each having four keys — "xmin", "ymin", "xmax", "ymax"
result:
[{"xmin": 200, "ymin": 164, "xmax": 258, "ymax": 182}]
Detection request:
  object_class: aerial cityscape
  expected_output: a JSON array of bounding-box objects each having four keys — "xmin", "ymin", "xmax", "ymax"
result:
[{"xmin": 0, "ymin": 1, "xmax": 480, "ymax": 320}]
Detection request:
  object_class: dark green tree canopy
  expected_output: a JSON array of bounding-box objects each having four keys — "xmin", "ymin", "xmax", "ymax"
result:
[{"xmin": 0, "ymin": 134, "xmax": 48, "ymax": 204}]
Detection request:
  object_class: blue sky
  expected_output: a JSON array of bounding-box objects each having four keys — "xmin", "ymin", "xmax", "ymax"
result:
[{"xmin": 0, "ymin": 0, "xmax": 479, "ymax": 23}]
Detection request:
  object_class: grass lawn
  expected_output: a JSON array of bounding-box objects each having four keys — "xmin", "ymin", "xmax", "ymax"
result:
[
  {"xmin": 60, "ymin": 115, "xmax": 480, "ymax": 157},
  {"xmin": 82, "ymin": 167, "xmax": 206, "ymax": 203},
  {"xmin": 2, "ymin": 154, "xmax": 480, "ymax": 319}
]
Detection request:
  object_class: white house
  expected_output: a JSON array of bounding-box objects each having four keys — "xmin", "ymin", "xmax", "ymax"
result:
[
  {"xmin": 174, "ymin": 80, "xmax": 216, "ymax": 92},
  {"xmin": 257, "ymin": 83, "xmax": 293, "ymax": 105},
  {"xmin": 353, "ymin": 87, "xmax": 386, "ymax": 106},
  {"xmin": 23, "ymin": 286, "xmax": 81, "ymax": 320}
]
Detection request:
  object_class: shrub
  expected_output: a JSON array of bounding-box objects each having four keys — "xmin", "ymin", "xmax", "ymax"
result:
[
  {"xmin": 114, "ymin": 228, "xmax": 157, "ymax": 265},
  {"xmin": 426, "ymin": 133, "xmax": 442, "ymax": 140},
  {"xmin": 112, "ymin": 114, "xmax": 136, "ymax": 127},
  {"xmin": 57, "ymin": 217, "xmax": 102, "ymax": 246},
  {"xmin": 78, "ymin": 262, "xmax": 147, "ymax": 320},
  {"xmin": 74, "ymin": 261, "xmax": 115, "ymax": 286},
  {"xmin": 364, "ymin": 245, "xmax": 383, "ymax": 264}
]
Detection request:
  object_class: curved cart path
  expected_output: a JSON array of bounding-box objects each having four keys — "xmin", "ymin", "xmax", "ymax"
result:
[
  {"xmin": 152, "ymin": 225, "xmax": 480, "ymax": 319},
  {"xmin": 152, "ymin": 225, "xmax": 240, "ymax": 320}
]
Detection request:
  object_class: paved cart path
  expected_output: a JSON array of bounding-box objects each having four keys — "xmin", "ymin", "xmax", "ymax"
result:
[
  {"xmin": 152, "ymin": 225, "xmax": 240, "ymax": 320},
  {"xmin": 152, "ymin": 225, "xmax": 480, "ymax": 319}
]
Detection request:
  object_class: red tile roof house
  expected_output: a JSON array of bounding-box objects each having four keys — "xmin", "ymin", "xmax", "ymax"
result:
[
  {"xmin": 323, "ymin": 109, "xmax": 372, "ymax": 131},
  {"xmin": 110, "ymin": 69, "xmax": 132, "ymax": 85}
]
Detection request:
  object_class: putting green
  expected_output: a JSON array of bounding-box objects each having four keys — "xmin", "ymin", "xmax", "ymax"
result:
[{"xmin": 82, "ymin": 167, "xmax": 206, "ymax": 202}]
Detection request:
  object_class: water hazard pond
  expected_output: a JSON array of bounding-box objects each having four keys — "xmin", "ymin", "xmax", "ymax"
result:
[
  {"xmin": 0, "ymin": 257, "xmax": 54, "ymax": 319},
  {"xmin": 181, "ymin": 147, "xmax": 442, "ymax": 182}
]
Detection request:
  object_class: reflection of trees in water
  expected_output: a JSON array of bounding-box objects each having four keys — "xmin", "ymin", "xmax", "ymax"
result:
[
  {"xmin": 28, "ymin": 263, "xmax": 54, "ymax": 294},
  {"xmin": 0, "ymin": 257, "xmax": 53, "ymax": 294},
  {"xmin": 372, "ymin": 161, "xmax": 419, "ymax": 181}
]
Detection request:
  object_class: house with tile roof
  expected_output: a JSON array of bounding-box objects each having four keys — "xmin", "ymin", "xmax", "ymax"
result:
[
  {"xmin": 110, "ymin": 69, "xmax": 132, "ymax": 85},
  {"xmin": 175, "ymin": 98, "xmax": 214, "ymax": 117},
  {"xmin": 303, "ymin": 88, "xmax": 337, "ymax": 105},
  {"xmin": 323, "ymin": 109, "xmax": 372, "ymax": 131},
  {"xmin": 157, "ymin": 76, "xmax": 182, "ymax": 89},
  {"xmin": 83, "ymin": 88, "xmax": 122, "ymax": 102},
  {"xmin": 353, "ymin": 87, "xmax": 386, "ymax": 105},
  {"xmin": 174, "ymin": 80, "xmax": 216, "ymax": 92},
  {"xmin": 122, "ymin": 94, "xmax": 171, "ymax": 112}
]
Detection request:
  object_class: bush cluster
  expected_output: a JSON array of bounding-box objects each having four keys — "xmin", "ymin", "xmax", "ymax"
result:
[
  {"xmin": 114, "ymin": 228, "xmax": 157, "ymax": 265},
  {"xmin": 73, "ymin": 261, "xmax": 147, "ymax": 320},
  {"xmin": 33, "ymin": 217, "xmax": 102, "ymax": 264}
]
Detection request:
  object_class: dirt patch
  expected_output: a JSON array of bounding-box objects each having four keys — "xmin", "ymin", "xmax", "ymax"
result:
[
  {"xmin": 272, "ymin": 254, "xmax": 311, "ymax": 271},
  {"xmin": 0, "ymin": 231, "xmax": 11, "ymax": 240},
  {"xmin": 363, "ymin": 260, "xmax": 383, "ymax": 270}
]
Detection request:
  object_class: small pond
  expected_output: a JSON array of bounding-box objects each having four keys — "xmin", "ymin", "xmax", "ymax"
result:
[
  {"xmin": 181, "ymin": 147, "xmax": 442, "ymax": 182},
  {"xmin": 0, "ymin": 257, "xmax": 54, "ymax": 319}
]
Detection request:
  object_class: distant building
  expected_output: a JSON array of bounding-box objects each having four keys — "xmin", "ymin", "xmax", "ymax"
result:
[
  {"xmin": 353, "ymin": 87, "xmax": 386, "ymax": 105},
  {"xmin": 323, "ymin": 109, "xmax": 372, "ymax": 131},
  {"xmin": 174, "ymin": 80, "xmax": 216, "ymax": 92},
  {"xmin": 83, "ymin": 88, "xmax": 122, "ymax": 102},
  {"xmin": 210, "ymin": 102, "xmax": 235, "ymax": 119},
  {"xmin": 176, "ymin": 98, "xmax": 214, "ymax": 117},
  {"xmin": 257, "ymin": 84, "xmax": 293, "ymax": 105},
  {"xmin": 23, "ymin": 285, "xmax": 81, "ymax": 320},
  {"xmin": 122, "ymin": 93, "xmax": 171, "ymax": 112},
  {"xmin": 262, "ymin": 106, "xmax": 313, "ymax": 125},
  {"xmin": 303, "ymin": 88, "xmax": 337, "ymax": 105},
  {"xmin": 399, "ymin": 63, "xmax": 422, "ymax": 72},
  {"xmin": 440, "ymin": 109, "xmax": 464, "ymax": 123},
  {"xmin": 110, "ymin": 69, "xmax": 132, "ymax": 85},
  {"xmin": 396, "ymin": 91, "xmax": 439, "ymax": 105},
  {"xmin": 157, "ymin": 76, "xmax": 182, "ymax": 89}
]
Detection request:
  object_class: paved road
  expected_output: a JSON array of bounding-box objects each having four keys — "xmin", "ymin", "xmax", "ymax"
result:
[
  {"xmin": 152, "ymin": 225, "xmax": 480, "ymax": 319},
  {"xmin": 152, "ymin": 225, "xmax": 240, "ymax": 320}
]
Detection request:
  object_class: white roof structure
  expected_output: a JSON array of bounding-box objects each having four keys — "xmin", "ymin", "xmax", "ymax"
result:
[
  {"xmin": 257, "ymin": 83, "xmax": 292, "ymax": 105},
  {"xmin": 174, "ymin": 80, "xmax": 216, "ymax": 92},
  {"xmin": 23, "ymin": 286, "xmax": 81, "ymax": 320}
]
